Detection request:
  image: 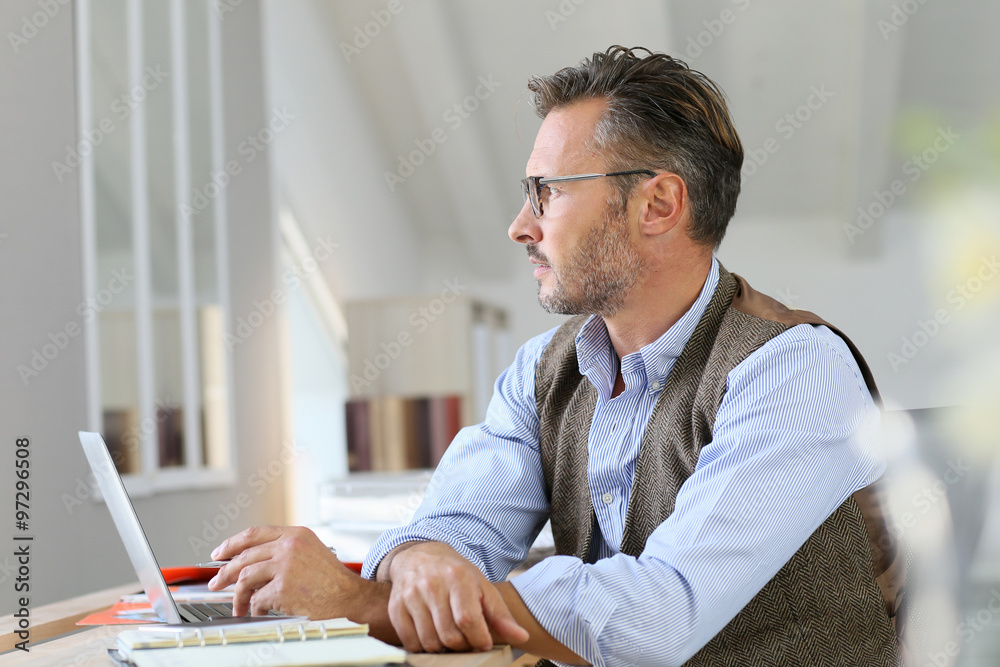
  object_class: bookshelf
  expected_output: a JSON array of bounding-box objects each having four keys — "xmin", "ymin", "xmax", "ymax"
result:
[{"xmin": 344, "ymin": 295, "xmax": 510, "ymax": 472}]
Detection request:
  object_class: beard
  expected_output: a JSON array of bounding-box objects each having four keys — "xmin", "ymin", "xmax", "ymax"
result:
[{"xmin": 529, "ymin": 197, "xmax": 646, "ymax": 317}]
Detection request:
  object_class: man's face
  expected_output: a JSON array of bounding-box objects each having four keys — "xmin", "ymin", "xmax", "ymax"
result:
[{"xmin": 509, "ymin": 99, "xmax": 646, "ymax": 317}]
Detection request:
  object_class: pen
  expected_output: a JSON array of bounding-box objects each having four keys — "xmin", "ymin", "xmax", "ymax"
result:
[{"xmin": 197, "ymin": 546, "xmax": 337, "ymax": 568}]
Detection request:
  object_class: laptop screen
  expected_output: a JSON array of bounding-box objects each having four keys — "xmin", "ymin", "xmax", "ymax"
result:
[{"xmin": 78, "ymin": 431, "xmax": 184, "ymax": 624}]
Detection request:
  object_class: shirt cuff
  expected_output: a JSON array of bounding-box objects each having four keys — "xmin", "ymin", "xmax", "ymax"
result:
[
  {"xmin": 511, "ymin": 556, "xmax": 618, "ymax": 667},
  {"xmin": 360, "ymin": 523, "xmax": 492, "ymax": 580}
]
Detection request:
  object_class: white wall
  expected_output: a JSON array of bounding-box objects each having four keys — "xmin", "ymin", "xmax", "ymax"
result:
[
  {"xmin": 0, "ymin": 0, "xmax": 288, "ymax": 614},
  {"xmin": 0, "ymin": 0, "xmax": 91, "ymax": 616},
  {"xmin": 261, "ymin": 0, "xmax": 423, "ymax": 301}
]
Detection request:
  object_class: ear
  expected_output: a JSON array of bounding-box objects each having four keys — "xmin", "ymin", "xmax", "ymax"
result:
[{"xmin": 638, "ymin": 172, "xmax": 687, "ymax": 237}]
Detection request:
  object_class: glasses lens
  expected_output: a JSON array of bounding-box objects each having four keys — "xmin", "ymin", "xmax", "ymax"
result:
[
  {"xmin": 520, "ymin": 178, "xmax": 538, "ymax": 217},
  {"xmin": 530, "ymin": 177, "xmax": 541, "ymax": 217}
]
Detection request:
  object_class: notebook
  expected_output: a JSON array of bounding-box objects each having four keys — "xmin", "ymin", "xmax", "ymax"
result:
[
  {"xmin": 79, "ymin": 431, "xmax": 284, "ymax": 625},
  {"xmin": 112, "ymin": 617, "xmax": 406, "ymax": 667}
]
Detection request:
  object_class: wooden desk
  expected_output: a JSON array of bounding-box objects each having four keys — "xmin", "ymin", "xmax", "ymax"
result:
[
  {"xmin": 1, "ymin": 581, "xmax": 140, "ymax": 653},
  {"xmin": 0, "ymin": 583, "xmax": 520, "ymax": 666}
]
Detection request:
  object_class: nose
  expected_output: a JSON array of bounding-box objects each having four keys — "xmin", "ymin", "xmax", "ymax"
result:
[{"xmin": 508, "ymin": 198, "xmax": 541, "ymax": 245}]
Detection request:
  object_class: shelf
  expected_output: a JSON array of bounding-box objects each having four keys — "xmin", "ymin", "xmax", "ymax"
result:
[{"xmin": 344, "ymin": 296, "xmax": 509, "ymax": 472}]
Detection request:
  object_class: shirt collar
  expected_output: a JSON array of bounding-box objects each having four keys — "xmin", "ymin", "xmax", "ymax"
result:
[{"xmin": 574, "ymin": 257, "xmax": 720, "ymax": 394}]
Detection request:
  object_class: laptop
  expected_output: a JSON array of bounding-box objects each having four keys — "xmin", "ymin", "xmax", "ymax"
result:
[{"xmin": 79, "ymin": 431, "xmax": 279, "ymax": 625}]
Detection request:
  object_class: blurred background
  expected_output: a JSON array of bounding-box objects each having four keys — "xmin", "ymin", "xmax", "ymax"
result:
[{"xmin": 1, "ymin": 0, "xmax": 998, "ymax": 663}]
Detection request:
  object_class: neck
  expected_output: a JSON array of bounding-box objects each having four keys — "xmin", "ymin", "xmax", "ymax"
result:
[{"xmin": 602, "ymin": 252, "xmax": 712, "ymax": 359}]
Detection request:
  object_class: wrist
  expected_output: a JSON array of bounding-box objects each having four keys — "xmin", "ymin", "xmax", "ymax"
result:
[
  {"xmin": 348, "ymin": 578, "xmax": 398, "ymax": 645},
  {"xmin": 376, "ymin": 540, "xmax": 425, "ymax": 583}
]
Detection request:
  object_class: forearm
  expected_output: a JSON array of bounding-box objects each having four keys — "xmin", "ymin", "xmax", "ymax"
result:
[
  {"xmin": 496, "ymin": 581, "xmax": 588, "ymax": 665},
  {"xmin": 350, "ymin": 578, "xmax": 400, "ymax": 646}
]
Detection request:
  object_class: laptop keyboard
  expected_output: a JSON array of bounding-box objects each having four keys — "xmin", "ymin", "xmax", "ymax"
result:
[
  {"xmin": 178, "ymin": 602, "xmax": 282, "ymax": 623},
  {"xmin": 180, "ymin": 602, "xmax": 235, "ymax": 622}
]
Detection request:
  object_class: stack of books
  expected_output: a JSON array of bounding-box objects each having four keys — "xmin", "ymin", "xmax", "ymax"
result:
[{"xmin": 345, "ymin": 395, "xmax": 463, "ymax": 471}]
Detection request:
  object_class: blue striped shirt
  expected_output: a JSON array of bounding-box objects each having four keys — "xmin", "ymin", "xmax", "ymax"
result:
[{"xmin": 361, "ymin": 258, "xmax": 885, "ymax": 666}]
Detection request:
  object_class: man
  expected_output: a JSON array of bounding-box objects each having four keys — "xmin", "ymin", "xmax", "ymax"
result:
[{"xmin": 209, "ymin": 46, "xmax": 904, "ymax": 665}]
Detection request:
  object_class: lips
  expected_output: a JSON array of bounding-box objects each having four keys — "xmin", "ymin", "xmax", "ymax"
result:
[
  {"xmin": 527, "ymin": 245, "xmax": 549, "ymax": 267},
  {"xmin": 531, "ymin": 260, "xmax": 551, "ymax": 278},
  {"xmin": 527, "ymin": 246, "xmax": 551, "ymax": 276}
]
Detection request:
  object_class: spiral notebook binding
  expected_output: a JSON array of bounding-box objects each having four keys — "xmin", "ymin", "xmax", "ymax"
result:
[
  {"xmin": 113, "ymin": 618, "xmax": 407, "ymax": 667},
  {"xmin": 118, "ymin": 618, "xmax": 370, "ymax": 651}
]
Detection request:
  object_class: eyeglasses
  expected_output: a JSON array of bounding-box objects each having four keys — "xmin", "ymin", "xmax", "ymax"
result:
[{"xmin": 520, "ymin": 170, "xmax": 656, "ymax": 218}]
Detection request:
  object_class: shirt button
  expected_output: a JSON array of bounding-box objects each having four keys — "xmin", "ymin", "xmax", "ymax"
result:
[
  {"xmin": 650, "ymin": 381, "xmax": 661, "ymax": 390},
  {"xmin": 601, "ymin": 492, "xmax": 614, "ymax": 505}
]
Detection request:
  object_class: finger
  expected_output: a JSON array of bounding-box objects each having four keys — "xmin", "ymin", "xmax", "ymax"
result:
[
  {"xmin": 208, "ymin": 545, "xmax": 272, "ymax": 590},
  {"xmin": 481, "ymin": 586, "xmax": 529, "ymax": 645},
  {"xmin": 249, "ymin": 587, "xmax": 276, "ymax": 617},
  {"xmin": 230, "ymin": 561, "xmax": 275, "ymax": 617},
  {"xmin": 211, "ymin": 525, "xmax": 281, "ymax": 560},
  {"xmin": 231, "ymin": 579, "xmax": 253, "ymax": 618},
  {"xmin": 388, "ymin": 595, "xmax": 421, "ymax": 654},
  {"xmin": 425, "ymin": 584, "xmax": 471, "ymax": 652},
  {"xmin": 405, "ymin": 590, "xmax": 444, "ymax": 653},
  {"xmin": 449, "ymin": 585, "xmax": 493, "ymax": 651}
]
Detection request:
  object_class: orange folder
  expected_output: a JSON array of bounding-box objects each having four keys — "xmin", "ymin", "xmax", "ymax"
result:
[{"xmin": 77, "ymin": 563, "xmax": 365, "ymax": 626}]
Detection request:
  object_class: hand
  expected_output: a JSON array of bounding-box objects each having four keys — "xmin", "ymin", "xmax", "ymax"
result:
[
  {"xmin": 385, "ymin": 542, "xmax": 529, "ymax": 653},
  {"xmin": 208, "ymin": 525, "xmax": 377, "ymax": 619}
]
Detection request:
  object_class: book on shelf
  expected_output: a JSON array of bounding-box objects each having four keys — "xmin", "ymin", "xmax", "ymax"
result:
[
  {"xmin": 103, "ymin": 408, "xmax": 142, "ymax": 474},
  {"xmin": 156, "ymin": 406, "xmax": 184, "ymax": 468},
  {"xmin": 410, "ymin": 397, "xmax": 432, "ymax": 469},
  {"xmin": 112, "ymin": 617, "xmax": 406, "ymax": 667},
  {"xmin": 429, "ymin": 394, "xmax": 461, "ymax": 467},
  {"xmin": 345, "ymin": 400, "xmax": 371, "ymax": 472},
  {"xmin": 380, "ymin": 396, "xmax": 407, "ymax": 471},
  {"xmin": 345, "ymin": 395, "xmax": 463, "ymax": 472}
]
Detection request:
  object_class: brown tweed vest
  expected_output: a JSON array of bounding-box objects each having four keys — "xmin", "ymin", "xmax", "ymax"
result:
[{"xmin": 534, "ymin": 266, "xmax": 905, "ymax": 666}]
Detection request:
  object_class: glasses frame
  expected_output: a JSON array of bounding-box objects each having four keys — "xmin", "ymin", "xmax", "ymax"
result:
[{"xmin": 520, "ymin": 170, "xmax": 657, "ymax": 218}]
